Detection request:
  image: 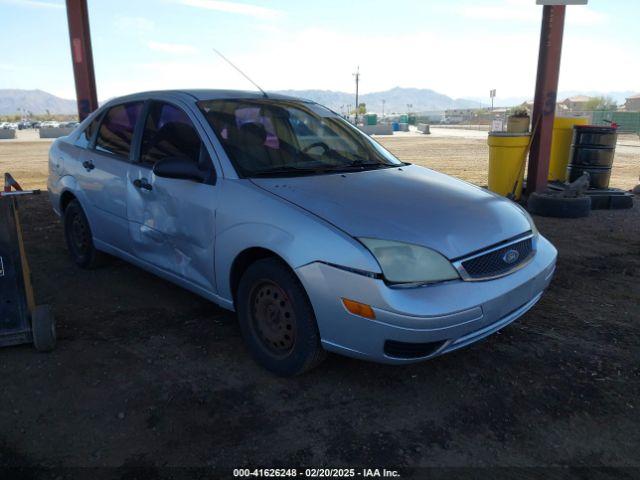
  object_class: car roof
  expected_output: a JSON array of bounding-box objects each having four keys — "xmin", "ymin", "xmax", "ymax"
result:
[{"xmin": 106, "ymin": 89, "xmax": 312, "ymax": 104}]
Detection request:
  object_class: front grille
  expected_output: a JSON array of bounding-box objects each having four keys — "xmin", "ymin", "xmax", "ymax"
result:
[
  {"xmin": 460, "ymin": 238, "xmax": 533, "ymax": 280},
  {"xmin": 384, "ymin": 340, "xmax": 446, "ymax": 359}
]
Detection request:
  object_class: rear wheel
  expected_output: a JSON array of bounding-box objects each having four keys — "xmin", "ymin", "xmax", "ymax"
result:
[
  {"xmin": 63, "ymin": 199, "xmax": 107, "ymax": 269},
  {"xmin": 236, "ymin": 258, "xmax": 326, "ymax": 376}
]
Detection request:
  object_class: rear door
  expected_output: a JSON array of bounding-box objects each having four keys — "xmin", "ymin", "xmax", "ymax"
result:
[
  {"xmin": 74, "ymin": 102, "xmax": 143, "ymax": 252},
  {"xmin": 126, "ymin": 100, "xmax": 219, "ymax": 291}
]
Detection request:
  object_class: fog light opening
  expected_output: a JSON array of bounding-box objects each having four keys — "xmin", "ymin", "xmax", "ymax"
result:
[{"xmin": 341, "ymin": 298, "xmax": 376, "ymax": 319}]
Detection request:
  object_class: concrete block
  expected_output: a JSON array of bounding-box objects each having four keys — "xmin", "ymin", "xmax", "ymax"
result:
[
  {"xmin": 417, "ymin": 123, "xmax": 431, "ymax": 134},
  {"xmin": 359, "ymin": 124, "xmax": 394, "ymax": 135},
  {"xmin": 39, "ymin": 127, "xmax": 74, "ymax": 139},
  {"xmin": 0, "ymin": 129, "xmax": 17, "ymax": 139}
]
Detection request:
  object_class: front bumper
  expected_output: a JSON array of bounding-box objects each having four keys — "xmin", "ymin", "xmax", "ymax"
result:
[{"xmin": 295, "ymin": 234, "xmax": 557, "ymax": 364}]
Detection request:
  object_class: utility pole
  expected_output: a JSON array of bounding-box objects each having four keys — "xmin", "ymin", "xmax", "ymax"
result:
[
  {"xmin": 490, "ymin": 89, "xmax": 496, "ymax": 111},
  {"xmin": 382, "ymin": 99, "xmax": 386, "ymax": 117},
  {"xmin": 66, "ymin": 0, "xmax": 98, "ymax": 121},
  {"xmin": 353, "ymin": 66, "xmax": 360, "ymax": 124},
  {"xmin": 527, "ymin": 4, "xmax": 566, "ymax": 194}
]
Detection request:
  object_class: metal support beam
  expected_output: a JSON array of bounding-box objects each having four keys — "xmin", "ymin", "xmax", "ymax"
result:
[
  {"xmin": 527, "ymin": 5, "xmax": 566, "ymax": 194},
  {"xmin": 66, "ymin": 0, "xmax": 98, "ymax": 121}
]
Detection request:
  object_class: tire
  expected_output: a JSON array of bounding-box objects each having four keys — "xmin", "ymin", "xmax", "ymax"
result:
[
  {"xmin": 236, "ymin": 257, "xmax": 326, "ymax": 376},
  {"xmin": 527, "ymin": 192, "xmax": 592, "ymax": 218},
  {"xmin": 63, "ymin": 199, "xmax": 107, "ymax": 269},
  {"xmin": 32, "ymin": 305, "xmax": 56, "ymax": 352}
]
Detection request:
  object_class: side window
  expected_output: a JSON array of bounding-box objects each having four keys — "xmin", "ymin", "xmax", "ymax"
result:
[
  {"xmin": 140, "ymin": 102, "xmax": 203, "ymax": 165},
  {"xmin": 95, "ymin": 102, "xmax": 143, "ymax": 158},
  {"xmin": 74, "ymin": 114, "xmax": 101, "ymax": 149}
]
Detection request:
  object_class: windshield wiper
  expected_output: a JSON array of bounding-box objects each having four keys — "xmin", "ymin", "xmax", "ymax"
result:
[
  {"xmin": 249, "ymin": 161, "xmax": 398, "ymax": 178},
  {"xmin": 340, "ymin": 159, "xmax": 396, "ymax": 170}
]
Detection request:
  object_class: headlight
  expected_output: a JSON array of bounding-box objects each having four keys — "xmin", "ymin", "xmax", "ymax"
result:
[{"xmin": 359, "ymin": 238, "xmax": 459, "ymax": 284}]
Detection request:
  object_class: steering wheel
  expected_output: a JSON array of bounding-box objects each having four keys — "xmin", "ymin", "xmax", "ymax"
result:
[{"xmin": 301, "ymin": 141, "xmax": 331, "ymax": 154}]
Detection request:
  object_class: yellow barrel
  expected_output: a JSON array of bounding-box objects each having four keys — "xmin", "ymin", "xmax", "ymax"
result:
[
  {"xmin": 549, "ymin": 116, "xmax": 589, "ymax": 181},
  {"xmin": 487, "ymin": 132, "xmax": 531, "ymax": 200}
]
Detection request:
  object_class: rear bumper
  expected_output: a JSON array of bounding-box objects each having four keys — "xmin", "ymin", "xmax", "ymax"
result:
[{"xmin": 295, "ymin": 234, "xmax": 557, "ymax": 364}]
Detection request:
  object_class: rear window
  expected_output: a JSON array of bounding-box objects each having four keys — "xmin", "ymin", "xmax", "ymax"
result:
[{"xmin": 95, "ymin": 102, "xmax": 143, "ymax": 158}]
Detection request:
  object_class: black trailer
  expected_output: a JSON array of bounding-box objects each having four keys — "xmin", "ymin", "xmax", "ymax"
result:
[{"xmin": 0, "ymin": 173, "xmax": 55, "ymax": 351}]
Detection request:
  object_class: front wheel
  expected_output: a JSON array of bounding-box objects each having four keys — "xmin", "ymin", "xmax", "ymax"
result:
[{"xmin": 236, "ymin": 258, "xmax": 326, "ymax": 376}]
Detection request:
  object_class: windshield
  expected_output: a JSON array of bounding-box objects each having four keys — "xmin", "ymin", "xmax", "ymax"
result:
[{"xmin": 197, "ymin": 99, "xmax": 403, "ymax": 177}]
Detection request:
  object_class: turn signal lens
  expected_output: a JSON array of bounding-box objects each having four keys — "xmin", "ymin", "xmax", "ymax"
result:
[{"xmin": 342, "ymin": 298, "xmax": 376, "ymax": 319}]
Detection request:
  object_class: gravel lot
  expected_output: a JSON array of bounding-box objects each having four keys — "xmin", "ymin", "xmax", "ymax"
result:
[{"xmin": 0, "ymin": 131, "xmax": 638, "ymax": 475}]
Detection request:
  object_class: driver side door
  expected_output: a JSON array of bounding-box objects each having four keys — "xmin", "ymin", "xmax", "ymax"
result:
[{"xmin": 126, "ymin": 100, "xmax": 219, "ymax": 292}]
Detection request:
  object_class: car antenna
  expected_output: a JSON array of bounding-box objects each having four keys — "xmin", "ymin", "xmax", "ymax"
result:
[{"xmin": 213, "ymin": 48, "xmax": 268, "ymax": 98}]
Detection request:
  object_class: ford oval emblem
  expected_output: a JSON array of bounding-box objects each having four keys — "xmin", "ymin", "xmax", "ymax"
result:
[{"xmin": 503, "ymin": 249, "xmax": 520, "ymax": 264}]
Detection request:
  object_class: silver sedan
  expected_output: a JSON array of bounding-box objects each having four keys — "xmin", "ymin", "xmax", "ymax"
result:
[{"xmin": 48, "ymin": 90, "xmax": 557, "ymax": 375}]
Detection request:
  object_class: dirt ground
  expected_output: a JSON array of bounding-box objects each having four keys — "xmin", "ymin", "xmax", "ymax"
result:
[
  {"xmin": 377, "ymin": 131, "xmax": 640, "ymax": 191},
  {"xmin": 2, "ymin": 129, "xmax": 638, "ymax": 191},
  {"xmin": 1, "ymin": 132, "xmax": 639, "ymax": 475}
]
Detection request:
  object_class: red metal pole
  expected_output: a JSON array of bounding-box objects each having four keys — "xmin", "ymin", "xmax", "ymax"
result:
[
  {"xmin": 66, "ymin": 0, "xmax": 98, "ymax": 121},
  {"xmin": 527, "ymin": 5, "xmax": 566, "ymax": 194}
]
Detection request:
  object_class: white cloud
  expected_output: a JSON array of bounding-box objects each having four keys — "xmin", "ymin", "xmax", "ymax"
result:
[
  {"xmin": 565, "ymin": 5, "xmax": 608, "ymax": 27},
  {"xmin": 0, "ymin": 0, "xmax": 63, "ymax": 8},
  {"xmin": 147, "ymin": 41, "xmax": 198, "ymax": 54},
  {"xmin": 96, "ymin": 22, "xmax": 635, "ymax": 101},
  {"xmin": 459, "ymin": 0, "xmax": 607, "ymax": 26},
  {"xmin": 116, "ymin": 16, "xmax": 155, "ymax": 32},
  {"xmin": 560, "ymin": 33, "xmax": 640, "ymax": 93},
  {"xmin": 177, "ymin": 0, "xmax": 282, "ymax": 19},
  {"xmin": 102, "ymin": 28, "xmax": 539, "ymax": 99},
  {"xmin": 459, "ymin": 0, "xmax": 536, "ymax": 22}
]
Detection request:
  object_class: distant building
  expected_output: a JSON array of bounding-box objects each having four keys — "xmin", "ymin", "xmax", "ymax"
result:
[
  {"xmin": 443, "ymin": 109, "xmax": 474, "ymax": 124},
  {"xmin": 622, "ymin": 93, "xmax": 640, "ymax": 112},
  {"xmin": 517, "ymin": 101, "xmax": 533, "ymax": 112},
  {"xmin": 443, "ymin": 107, "xmax": 507, "ymax": 125},
  {"xmin": 560, "ymin": 95, "xmax": 592, "ymax": 112}
]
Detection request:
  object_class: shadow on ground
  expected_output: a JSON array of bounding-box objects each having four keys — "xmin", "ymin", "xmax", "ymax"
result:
[{"xmin": 1, "ymin": 196, "xmax": 639, "ymax": 471}]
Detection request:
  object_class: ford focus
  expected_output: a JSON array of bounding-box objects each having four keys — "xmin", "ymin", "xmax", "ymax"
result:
[{"xmin": 48, "ymin": 90, "xmax": 557, "ymax": 376}]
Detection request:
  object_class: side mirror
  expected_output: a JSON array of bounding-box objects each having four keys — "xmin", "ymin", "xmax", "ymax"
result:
[{"xmin": 152, "ymin": 157, "xmax": 209, "ymax": 183}]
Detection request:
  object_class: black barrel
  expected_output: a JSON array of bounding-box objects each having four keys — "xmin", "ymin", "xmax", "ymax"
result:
[{"xmin": 567, "ymin": 125, "xmax": 617, "ymax": 189}]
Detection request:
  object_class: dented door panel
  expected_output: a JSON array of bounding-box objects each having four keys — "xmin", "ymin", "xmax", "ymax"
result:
[{"xmin": 126, "ymin": 164, "xmax": 217, "ymax": 291}]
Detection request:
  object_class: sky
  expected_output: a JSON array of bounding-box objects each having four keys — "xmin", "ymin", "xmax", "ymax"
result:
[{"xmin": 0, "ymin": 0, "xmax": 638, "ymax": 102}]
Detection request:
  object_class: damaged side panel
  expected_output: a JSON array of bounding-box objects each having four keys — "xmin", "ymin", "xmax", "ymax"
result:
[{"xmin": 126, "ymin": 166, "xmax": 218, "ymax": 292}]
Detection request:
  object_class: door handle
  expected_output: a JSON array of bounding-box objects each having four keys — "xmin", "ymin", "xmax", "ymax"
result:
[
  {"xmin": 133, "ymin": 178, "xmax": 153, "ymax": 191},
  {"xmin": 82, "ymin": 160, "xmax": 95, "ymax": 171}
]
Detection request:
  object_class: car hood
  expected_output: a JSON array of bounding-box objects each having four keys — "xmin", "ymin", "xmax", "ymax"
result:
[{"xmin": 251, "ymin": 165, "xmax": 531, "ymax": 259}]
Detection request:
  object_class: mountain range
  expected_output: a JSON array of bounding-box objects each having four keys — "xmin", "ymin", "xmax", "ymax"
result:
[
  {"xmin": 465, "ymin": 90, "xmax": 637, "ymax": 109},
  {"xmin": 0, "ymin": 87, "xmax": 479, "ymax": 116},
  {"xmin": 275, "ymin": 87, "xmax": 482, "ymax": 113},
  {"xmin": 0, "ymin": 89, "xmax": 77, "ymax": 115},
  {"xmin": 1, "ymin": 87, "xmax": 636, "ymax": 116}
]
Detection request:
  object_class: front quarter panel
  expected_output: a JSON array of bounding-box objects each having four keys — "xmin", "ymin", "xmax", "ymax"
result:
[{"xmin": 214, "ymin": 179, "xmax": 381, "ymax": 305}]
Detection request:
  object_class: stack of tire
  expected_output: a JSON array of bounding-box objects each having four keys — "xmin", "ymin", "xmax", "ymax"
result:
[
  {"xmin": 528, "ymin": 125, "xmax": 619, "ymax": 218},
  {"xmin": 567, "ymin": 125, "xmax": 618, "ymax": 190}
]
